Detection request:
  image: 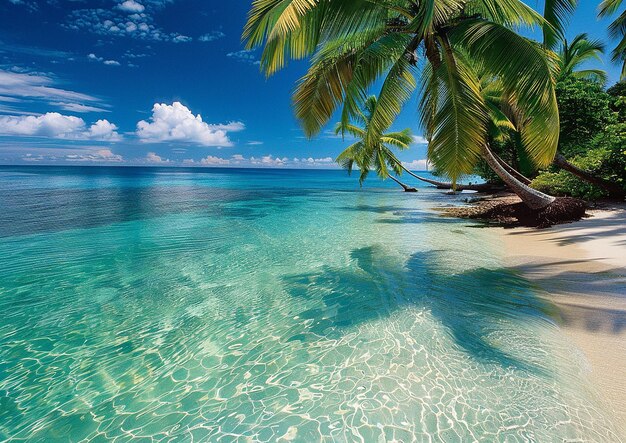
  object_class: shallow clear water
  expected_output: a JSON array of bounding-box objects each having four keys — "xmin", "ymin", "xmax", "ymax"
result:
[{"xmin": 0, "ymin": 166, "xmax": 621, "ymax": 442}]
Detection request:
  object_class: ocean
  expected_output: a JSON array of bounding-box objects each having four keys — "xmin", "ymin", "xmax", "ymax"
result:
[{"xmin": 0, "ymin": 166, "xmax": 620, "ymax": 441}]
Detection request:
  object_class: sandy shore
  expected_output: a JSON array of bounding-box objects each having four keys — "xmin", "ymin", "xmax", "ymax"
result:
[{"xmin": 498, "ymin": 204, "xmax": 626, "ymax": 432}]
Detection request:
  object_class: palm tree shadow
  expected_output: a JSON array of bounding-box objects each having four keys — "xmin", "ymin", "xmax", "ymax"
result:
[{"xmin": 283, "ymin": 246, "xmax": 555, "ymax": 376}]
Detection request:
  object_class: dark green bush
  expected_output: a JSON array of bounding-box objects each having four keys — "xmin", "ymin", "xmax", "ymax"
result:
[
  {"xmin": 556, "ymin": 79, "xmax": 615, "ymax": 155},
  {"xmin": 532, "ymin": 123, "xmax": 626, "ymax": 200}
]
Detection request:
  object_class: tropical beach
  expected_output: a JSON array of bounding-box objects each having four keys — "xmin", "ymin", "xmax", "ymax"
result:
[
  {"xmin": 1, "ymin": 0, "xmax": 625, "ymax": 441},
  {"xmin": 500, "ymin": 204, "xmax": 626, "ymax": 426}
]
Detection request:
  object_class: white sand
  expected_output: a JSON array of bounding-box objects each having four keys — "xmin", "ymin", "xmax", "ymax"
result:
[{"xmin": 498, "ymin": 205, "xmax": 626, "ymax": 430}]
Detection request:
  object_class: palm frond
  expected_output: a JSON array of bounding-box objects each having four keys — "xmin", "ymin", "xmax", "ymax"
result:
[
  {"xmin": 425, "ymin": 36, "xmax": 488, "ymax": 183},
  {"xmin": 452, "ymin": 20, "xmax": 560, "ymax": 167},
  {"xmin": 542, "ymin": 0, "xmax": 578, "ymax": 49}
]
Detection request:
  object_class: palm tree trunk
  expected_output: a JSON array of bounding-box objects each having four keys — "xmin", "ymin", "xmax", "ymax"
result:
[
  {"xmin": 493, "ymin": 152, "xmax": 532, "ymax": 185},
  {"xmin": 553, "ymin": 153, "xmax": 625, "ymax": 199},
  {"xmin": 482, "ymin": 144, "xmax": 556, "ymax": 210},
  {"xmin": 389, "ymin": 175, "xmax": 417, "ymax": 192},
  {"xmin": 399, "ymin": 165, "xmax": 498, "ymax": 192}
]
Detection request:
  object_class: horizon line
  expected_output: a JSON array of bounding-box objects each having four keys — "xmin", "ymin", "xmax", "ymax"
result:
[{"xmin": 0, "ymin": 163, "xmax": 432, "ymax": 172}]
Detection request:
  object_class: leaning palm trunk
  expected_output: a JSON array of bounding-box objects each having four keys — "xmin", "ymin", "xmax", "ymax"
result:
[
  {"xmin": 553, "ymin": 153, "xmax": 625, "ymax": 199},
  {"xmin": 493, "ymin": 152, "xmax": 532, "ymax": 185},
  {"xmin": 400, "ymin": 166, "xmax": 498, "ymax": 192},
  {"xmin": 388, "ymin": 175, "xmax": 418, "ymax": 192},
  {"xmin": 482, "ymin": 144, "xmax": 556, "ymax": 210}
]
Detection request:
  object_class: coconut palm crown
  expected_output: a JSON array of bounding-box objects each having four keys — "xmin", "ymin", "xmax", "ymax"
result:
[
  {"xmin": 243, "ymin": 0, "xmax": 561, "ymax": 192},
  {"xmin": 556, "ymin": 33, "xmax": 607, "ymax": 84},
  {"xmin": 335, "ymin": 95, "xmax": 413, "ymax": 185}
]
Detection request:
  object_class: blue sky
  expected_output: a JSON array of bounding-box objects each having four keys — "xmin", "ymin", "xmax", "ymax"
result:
[{"xmin": 0, "ymin": 0, "xmax": 622, "ymax": 168}]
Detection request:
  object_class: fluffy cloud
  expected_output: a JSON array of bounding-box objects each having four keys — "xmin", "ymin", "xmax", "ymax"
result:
[
  {"xmin": 136, "ymin": 102, "xmax": 244, "ymax": 147},
  {"xmin": 293, "ymin": 157, "xmax": 334, "ymax": 165},
  {"xmin": 86, "ymin": 119, "xmax": 122, "ymax": 140},
  {"xmin": 200, "ymin": 155, "xmax": 231, "ymax": 165},
  {"xmin": 116, "ymin": 0, "xmax": 145, "ymax": 13},
  {"xmin": 0, "ymin": 113, "xmax": 121, "ymax": 141},
  {"xmin": 65, "ymin": 149, "xmax": 123, "ymax": 162},
  {"xmin": 145, "ymin": 152, "xmax": 169, "ymax": 163},
  {"xmin": 250, "ymin": 155, "xmax": 288, "ymax": 166},
  {"xmin": 65, "ymin": 4, "xmax": 191, "ymax": 43}
]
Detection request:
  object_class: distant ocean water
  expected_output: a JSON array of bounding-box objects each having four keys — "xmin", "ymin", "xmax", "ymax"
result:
[{"xmin": 0, "ymin": 166, "xmax": 621, "ymax": 441}]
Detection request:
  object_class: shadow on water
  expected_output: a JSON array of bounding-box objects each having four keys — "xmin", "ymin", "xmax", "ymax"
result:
[
  {"xmin": 283, "ymin": 246, "xmax": 555, "ymax": 375},
  {"xmin": 509, "ymin": 261, "xmax": 626, "ymax": 335}
]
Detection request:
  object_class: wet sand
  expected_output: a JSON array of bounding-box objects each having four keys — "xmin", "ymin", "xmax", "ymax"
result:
[{"xmin": 499, "ymin": 205, "xmax": 626, "ymax": 432}]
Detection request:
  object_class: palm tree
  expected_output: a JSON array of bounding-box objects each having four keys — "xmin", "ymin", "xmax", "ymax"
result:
[
  {"xmin": 556, "ymin": 33, "xmax": 607, "ymax": 84},
  {"xmin": 243, "ymin": 0, "xmax": 560, "ymax": 210},
  {"xmin": 336, "ymin": 96, "xmax": 497, "ymax": 192},
  {"xmin": 598, "ymin": 0, "xmax": 626, "ymax": 79},
  {"xmin": 335, "ymin": 96, "xmax": 416, "ymax": 191}
]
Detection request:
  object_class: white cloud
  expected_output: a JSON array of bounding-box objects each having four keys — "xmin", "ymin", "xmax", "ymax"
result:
[
  {"xmin": 249, "ymin": 155, "xmax": 289, "ymax": 166},
  {"xmin": 227, "ymin": 50, "xmax": 260, "ymax": 65},
  {"xmin": 402, "ymin": 159, "xmax": 430, "ymax": 171},
  {"xmin": 412, "ymin": 135, "xmax": 429, "ymax": 144},
  {"xmin": 247, "ymin": 140, "xmax": 263, "ymax": 145},
  {"xmin": 172, "ymin": 35, "xmax": 192, "ymax": 43},
  {"xmin": 65, "ymin": 5, "xmax": 191, "ymax": 43},
  {"xmin": 88, "ymin": 53, "xmax": 121, "ymax": 66},
  {"xmin": 136, "ymin": 102, "xmax": 244, "ymax": 147},
  {"xmin": 210, "ymin": 121, "xmax": 245, "ymax": 132},
  {"xmin": 65, "ymin": 148, "xmax": 123, "ymax": 162},
  {"xmin": 0, "ymin": 113, "xmax": 121, "ymax": 141},
  {"xmin": 299, "ymin": 157, "xmax": 334, "ymax": 164},
  {"xmin": 199, "ymin": 31, "xmax": 225, "ymax": 42},
  {"xmin": 146, "ymin": 151, "xmax": 169, "ymax": 163},
  {"xmin": 0, "ymin": 69, "xmax": 101, "ymax": 105},
  {"xmin": 116, "ymin": 0, "xmax": 145, "ymax": 13},
  {"xmin": 51, "ymin": 102, "xmax": 110, "ymax": 113},
  {"xmin": 200, "ymin": 155, "xmax": 230, "ymax": 165},
  {"xmin": 87, "ymin": 119, "xmax": 122, "ymax": 141},
  {"xmin": 19, "ymin": 147, "xmax": 123, "ymax": 163},
  {"xmin": 140, "ymin": 153, "xmax": 341, "ymax": 169}
]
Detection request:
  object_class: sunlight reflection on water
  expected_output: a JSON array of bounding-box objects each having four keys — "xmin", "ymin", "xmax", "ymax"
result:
[{"xmin": 0, "ymin": 166, "xmax": 621, "ymax": 441}]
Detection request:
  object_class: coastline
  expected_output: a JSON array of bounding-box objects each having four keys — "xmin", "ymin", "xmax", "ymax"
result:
[{"xmin": 497, "ymin": 205, "xmax": 626, "ymax": 432}]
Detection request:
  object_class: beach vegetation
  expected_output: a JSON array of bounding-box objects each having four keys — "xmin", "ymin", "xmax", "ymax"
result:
[{"xmin": 243, "ymin": 0, "xmax": 565, "ymax": 211}]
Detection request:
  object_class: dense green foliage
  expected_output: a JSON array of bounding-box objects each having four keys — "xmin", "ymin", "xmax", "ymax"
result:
[
  {"xmin": 608, "ymin": 82, "xmax": 626, "ymax": 118},
  {"xmin": 532, "ymin": 81, "xmax": 626, "ymax": 199},
  {"xmin": 555, "ymin": 79, "xmax": 615, "ymax": 154}
]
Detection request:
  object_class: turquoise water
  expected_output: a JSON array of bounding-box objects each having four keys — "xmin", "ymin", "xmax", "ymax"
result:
[{"xmin": 0, "ymin": 166, "xmax": 621, "ymax": 442}]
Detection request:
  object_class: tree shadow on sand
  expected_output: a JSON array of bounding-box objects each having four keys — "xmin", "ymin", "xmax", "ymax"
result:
[{"xmin": 282, "ymin": 246, "xmax": 557, "ymax": 376}]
